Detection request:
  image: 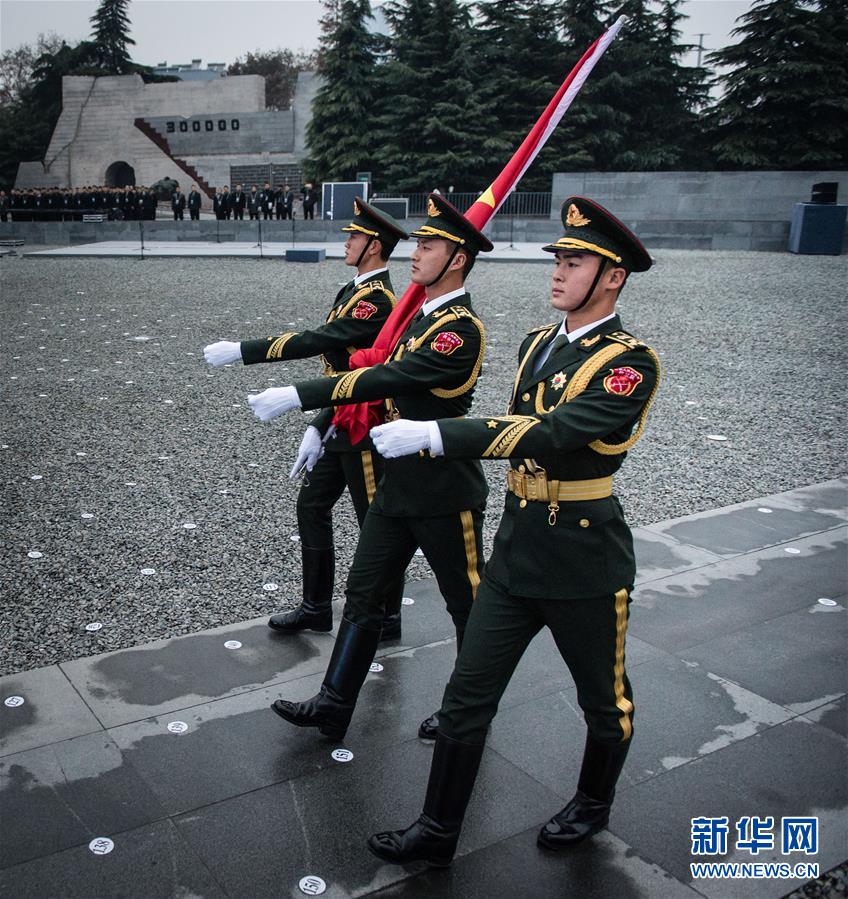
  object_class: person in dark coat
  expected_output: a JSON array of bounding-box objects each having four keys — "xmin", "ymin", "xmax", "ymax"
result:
[
  {"xmin": 172, "ymin": 187, "xmax": 186, "ymax": 220},
  {"xmin": 231, "ymin": 184, "xmax": 245, "ymax": 220},
  {"xmin": 188, "ymin": 185, "xmax": 202, "ymax": 221},
  {"xmin": 301, "ymin": 182, "xmax": 317, "ymax": 220},
  {"xmin": 247, "ymin": 185, "xmax": 260, "ymax": 220}
]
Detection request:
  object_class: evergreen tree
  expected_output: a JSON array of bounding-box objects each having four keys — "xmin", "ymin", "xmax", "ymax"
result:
[
  {"xmin": 551, "ymin": 0, "xmax": 708, "ymax": 171},
  {"xmin": 304, "ymin": 0, "xmax": 382, "ymax": 183},
  {"xmin": 706, "ymin": 0, "xmax": 847, "ymax": 169},
  {"xmin": 89, "ymin": 0, "xmax": 136, "ymax": 74},
  {"xmin": 229, "ymin": 49, "xmax": 315, "ymax": 111},
  {"xmin": 374, "ymin": 0, "xmax": 493, "ymax": 194},
  {"xmin": 471, "ymin": 0, "xmax": 567, "ymax": 190}
]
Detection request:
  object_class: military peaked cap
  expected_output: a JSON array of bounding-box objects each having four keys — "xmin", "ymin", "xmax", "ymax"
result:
[
  {"xmin": 543, "ymin": 196, "xmax": 652, "ymax": 272},
  {"xmin": 342, "ymin": 198, "xmax": 408, "ymax": 252},
  {"xmin": 409, "ymin": 193, "xmax": 494, "ymax": 254}
]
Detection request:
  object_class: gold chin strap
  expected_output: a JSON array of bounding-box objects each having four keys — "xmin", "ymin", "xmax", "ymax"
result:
[{"xmin": 566, "ymin": 343, "xmax": 662, "ymax": 454}]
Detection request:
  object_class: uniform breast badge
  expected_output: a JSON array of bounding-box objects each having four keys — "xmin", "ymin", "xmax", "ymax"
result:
[
  {"xmin": 603, "ymin": 366, "xmax": 643, "ymax": 397},
  {"xmin": 550, "ymin": 371, "xmax": 567, "ymax": 391}
]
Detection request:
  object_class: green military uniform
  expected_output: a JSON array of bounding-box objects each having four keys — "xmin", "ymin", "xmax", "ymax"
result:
[
  {"xmin": 243, "ymin": 199, "xmax": 409, "ymax": 636},
  {"xmin": 241, "ymin": 271, "xmax": 399, "ymax": 548},
  {"xmin": 366, "ymin": 196, "xmax": 662, "ymax": 868},
  {"xmin": 295, "ymin": 292, "xmax": 489, "ymax": 632},
  {"xmin": 271, "ymin": 193, "xmax": 494, "ymax": 743},
  {"xmin": 437, "ymin": 312, "xmax": 660, "ymax": 744}
]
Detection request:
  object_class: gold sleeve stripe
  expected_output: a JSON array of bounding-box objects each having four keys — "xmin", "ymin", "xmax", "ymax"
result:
[
  {"xmin": 460, "ymin": 510, "xmax": 481, "ymax": 601},
  {"xmin": 613, "ymin": 588, "xmax": 634, "ymax": 741},
  {"xmin": 482, "ymin": 416, "xmax": 541, "ymax": 458},
  {"xmin": 330, "ymin": 367, "xmax": 369, "ymax": 401},
  {"xmin": 361, "ymin": 451, "xmax": 377, "ymax": 503},
  {"xmin": 266, "ymin": 333, "xmax": 297, "ymax": 361}
]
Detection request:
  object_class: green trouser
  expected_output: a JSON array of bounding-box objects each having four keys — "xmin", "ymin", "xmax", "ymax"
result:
[
  {"xmin": 440, "ymin": 572, "xmax": 635, "ymax": 745},
  {"xmin": 295, "ymin": 448, "xmax": 403, "ymax": 617},
  {"xmin": 342, "ymin": 498, "xmax": 485, "ymax": 635}
]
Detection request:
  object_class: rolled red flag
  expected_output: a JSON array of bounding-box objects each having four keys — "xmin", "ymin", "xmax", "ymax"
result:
[{"xmin": 335, "ymin": 17, "xmax": 626, "ymax": 444}]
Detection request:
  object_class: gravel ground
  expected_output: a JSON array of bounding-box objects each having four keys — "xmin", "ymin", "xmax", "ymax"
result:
[{"xmin": 1, "ymin": 248, "xmax": 846, "ymax": 678}]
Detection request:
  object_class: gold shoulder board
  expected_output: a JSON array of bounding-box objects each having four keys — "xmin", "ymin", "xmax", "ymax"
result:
[
  {"xmin": 528, "ymin": 323, "xmax": 556, "ymax": 335},
  {"xmin": 449, "ymin": 305, "xmax": 474, "ymax": 319},
  {"xmin": 606, "ymin": 330, "xmax": 646, "ymax": 350}
]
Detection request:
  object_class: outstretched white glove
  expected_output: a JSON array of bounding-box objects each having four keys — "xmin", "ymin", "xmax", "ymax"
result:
[
  {"xmin": 370, "ymin": 420, "xmax": 443, "ymax": 459},
  {"xmin": 289, "ymin": 426, "xmax": 324, "ymax": 479},
  {"xmin": 203, "ymin": 340, "xmax": 242, "ymax": 367},
  {"xmin": 248, "ymin": 386, "xmax": 302, "ymax": 421}
]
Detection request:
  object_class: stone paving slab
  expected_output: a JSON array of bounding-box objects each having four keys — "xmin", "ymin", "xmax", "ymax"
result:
[
  {"xmin": 1, "ymin": 481, "xmax": 845, "ymax": 898},
  {"xmin": 0, "ymin": 664, "xmax": 102, "ymax": 756},
  {"xmin": 629, "ymin": 527, "xmax": 847, "ymax": 652},
  {"xmin": 611, "ymin": 718, "xmax": 848, "ymax": 899}
]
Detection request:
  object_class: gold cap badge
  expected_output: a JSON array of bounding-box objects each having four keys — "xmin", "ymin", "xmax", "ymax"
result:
[
  {"xmin": 566, "ymin": 203, "xmax": 591, "ymax": 227},
  {"xmin": 353, "ymin": 198, "xmax": 361, "ymax": 215},
  {"xmin": 427, "ymin": 198, "xmax": 441, "ymax": 217}
]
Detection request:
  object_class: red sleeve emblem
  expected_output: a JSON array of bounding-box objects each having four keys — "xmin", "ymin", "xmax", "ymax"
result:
[
  {"xmin": 603, "ymin": 366, "xmax": 643, "ymax": 396},
  {"xmin": 431, "ymin": 331, "xmax": 464, "ymax": 355},
  {"xmin": 352, "ymin": 300, "xmax": 378, "ymax": 320}
]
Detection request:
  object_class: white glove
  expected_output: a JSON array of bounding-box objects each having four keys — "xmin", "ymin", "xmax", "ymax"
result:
[
  {"xmin": 370, "ymin": 420, "xmax": 434, "ymax": 459},
  {"xmin": 248, "ymin": 386, "xmax": 302, "ymax": 421},
  {"xmin": 289, "ymin": 426, "xmax": 324, "ymax": 479},
  {"xmin": 204, "ymin": 340, "xmax": 242, "ymax": 367}
]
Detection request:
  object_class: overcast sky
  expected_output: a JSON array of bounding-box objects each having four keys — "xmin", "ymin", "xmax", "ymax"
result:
[{"xmin": 1, "ymin": 0, "xmax": 751, "ymax": 67}]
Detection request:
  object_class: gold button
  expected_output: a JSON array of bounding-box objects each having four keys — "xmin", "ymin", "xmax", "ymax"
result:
[
  {"xmin": 521, "ymin": 392, "xmax": 531, "ymax": 402},
  {"xmin": 518, "ymin": 464, "xmax": 525, "ymax": 473},
  {"xmin": 519, "ymin": 499, "xmax": 527, "ymax": 508},
  {"xmin": 579, "ymin": 518, "xmax": 590, "ymax": 528}
]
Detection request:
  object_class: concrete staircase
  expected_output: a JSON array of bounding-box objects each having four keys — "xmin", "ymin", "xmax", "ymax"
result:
[{"xmin": 133, "ymin": 119, "xmax": 214, "ymax": 198}]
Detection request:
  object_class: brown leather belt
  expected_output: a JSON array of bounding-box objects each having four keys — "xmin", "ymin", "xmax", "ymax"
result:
[{"xmin": 507, "ymin": 470, "xmax": 613, "ymax": 504}]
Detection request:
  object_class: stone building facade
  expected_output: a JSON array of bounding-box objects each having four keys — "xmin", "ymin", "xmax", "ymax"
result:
[{"xmin": 14, "ymin": 71, "xmax": 320, "ymax": 201}]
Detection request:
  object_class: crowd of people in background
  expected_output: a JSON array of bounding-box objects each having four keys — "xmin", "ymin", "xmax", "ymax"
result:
[
  {"xmin": 0, "ymin": 181, "xmax": 321, "ymax": 224},
  {"xmin": 207, "ymin": 182, "xmax": 318, "ymax": 221},
  {"xmin": 1, "ymin": 186, "xmax": 159, "ymax": 221}
]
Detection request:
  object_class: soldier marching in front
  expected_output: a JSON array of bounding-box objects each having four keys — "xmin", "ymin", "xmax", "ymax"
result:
[
  {"xmin": 367, "ymin": 197, "xmax": 661, "ymax": 866},
  {"xmin": 204, "ymin": 199, "xmax": 410, "ymax": 643}
]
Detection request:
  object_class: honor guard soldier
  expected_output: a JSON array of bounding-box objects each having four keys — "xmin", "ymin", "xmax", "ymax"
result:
[
  {"xmin": 367, "ymin": 197, "xmax": 661, "ymax": 866},
  {"xmin": 247, "ymin": 194, "xmax": 492, "ymax": 741},
  {"xmin": 204, "ymin": 199, "xmax": 410, "ymax": 641}
]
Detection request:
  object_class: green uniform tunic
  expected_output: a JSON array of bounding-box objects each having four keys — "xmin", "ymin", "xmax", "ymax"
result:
[
  {"xmin": 433, "ymin": 314, "xmax": 661, "ymax": 744},
  {"xmin": 293, "ymin": 294, "xmax": 490, "ymax": 633},
  {"xmin": 241, "ymin": 276, "xmax": 401, "ymax": 602}
]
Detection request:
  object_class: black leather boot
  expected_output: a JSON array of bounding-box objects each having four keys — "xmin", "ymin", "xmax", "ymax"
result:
[
  {"xmin": 268, "ymin": 545, "xmax": 334, "ymax": 633},
  {"xmin": 418, "ymin": 627, "xmax": 464, "ymax": 740},
  {"xmin": 538, "ymin": 733, "xmax": 631, "ymax": 849},
  {"xmin": 271, "ymin": 618, "xmax": 380, "ymax": 740},
  {"xmin": 368, "ymin": 732, "xmax": 485, "ymax": 867}
]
